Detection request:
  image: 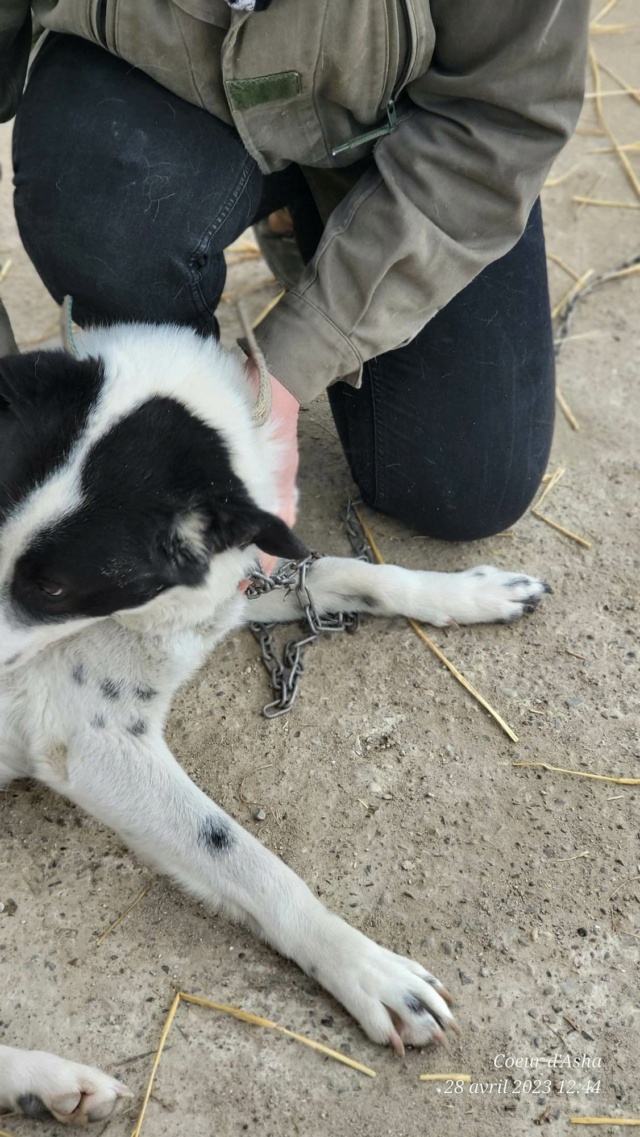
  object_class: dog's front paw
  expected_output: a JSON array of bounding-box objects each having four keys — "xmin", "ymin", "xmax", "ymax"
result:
[
  {"xmin": 440, "ymin": 565, "xmax": 551, "ymax": 626},
  {"xmin": 10, "ymin": 1050, "xmax": 131, "ymax": 1124},
  {"xmin": 314, "ymin": 922, "xmax": 458, "ymax": 1053}
]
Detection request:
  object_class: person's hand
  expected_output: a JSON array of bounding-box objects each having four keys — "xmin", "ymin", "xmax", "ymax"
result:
[{"xmin": 245, "ymin": 359, "xmax": 300, "ymax": 573}]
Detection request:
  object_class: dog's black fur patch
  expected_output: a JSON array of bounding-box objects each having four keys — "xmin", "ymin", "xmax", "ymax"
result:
[
  {"xmin": 127, "ymin": 718, "xmax": 147, "ymax": 737},
  {"xmin": 198, "ymin": 816, "xmax": 233, "ymax": 852},
  {"xmin": 100, "ymin": 679, "xmax": 121, "ymax": 700},
  {"xmin": 91, "ymin": 714, "xmax": 106, "ymax": 729},
  {"xmin": 71, "ymin": 663, "xmax": 85, "ymax": 685},
  {"xmin": 2, "ymin": 353, "xmax": 307, "ymax": 625},
  {"xmin": 18, "ymin": 1093, "xmax": 53, "ymax": 1119},
  {"xmin": 0, "ymin": 351, "xmax": 104, "ymax": 516},
  {"xmin": 135, "ymin": 686, "xmax": 157, "ymax": 702}
]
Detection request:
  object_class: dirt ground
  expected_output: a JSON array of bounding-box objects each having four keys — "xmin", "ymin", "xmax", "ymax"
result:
[{"xmin": 1, "ymin": 9, "xmax": 639, "ymax": 1137}]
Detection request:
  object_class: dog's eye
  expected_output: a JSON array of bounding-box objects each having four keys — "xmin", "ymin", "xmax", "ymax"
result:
[{"xmin": 37, "ymin": 580, "xmax": 66, "ymax": 598}]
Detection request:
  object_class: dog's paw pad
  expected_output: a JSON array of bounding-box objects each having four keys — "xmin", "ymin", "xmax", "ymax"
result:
[
  {"xmin": 453, "ymin": 565, "xmax": 551, "ymax": 625},
  {"xmin": 14, "ymin": 1053, "xmax": 131, "ymax": 1125},
  {"xmin": 329, "ymin": 938, "xmax": 458, "ymax": 1051}
]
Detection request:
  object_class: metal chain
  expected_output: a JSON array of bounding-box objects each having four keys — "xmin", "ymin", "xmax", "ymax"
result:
[{"xmin": 247, "ymin": 501, "xmax": 371, "ymax": 718}]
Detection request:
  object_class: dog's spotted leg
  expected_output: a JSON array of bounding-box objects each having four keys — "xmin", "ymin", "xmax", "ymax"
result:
[
  {"xmin": 0, "ymin": 1046, "xmax": 131, "ymax": 1124},
  {"xmin": 34, "ymin": 730, "xmax": 457, "ymax": 1052},
  {"xmin": 244, "ymin": 557, "xmax": 551, "ymax": 628}
]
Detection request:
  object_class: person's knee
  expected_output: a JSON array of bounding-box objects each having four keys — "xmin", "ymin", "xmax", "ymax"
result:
[
  {"xmin": 359, "ymin": 473, "xmax": 543, "ymax": 543},
  {"xmin": 11, "ymin": 33, "xmax": 254, "ymax": 330}
]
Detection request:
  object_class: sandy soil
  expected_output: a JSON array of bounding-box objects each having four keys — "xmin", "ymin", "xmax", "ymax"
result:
[{"xmin": 1, "ymin": 6, "xmax": 639, "ymax": 1136}]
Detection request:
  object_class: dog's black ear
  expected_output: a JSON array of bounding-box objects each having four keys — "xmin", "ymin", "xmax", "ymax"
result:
[
  {"xmin": 243, "ymin": 507, "xmax": 309, "ymax": 560},
  {"xmin": 170, "ymin": 504, "xmax": 308, "ymax": 567}
]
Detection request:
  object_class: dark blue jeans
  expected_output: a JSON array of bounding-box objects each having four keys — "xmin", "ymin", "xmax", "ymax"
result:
[{"xmin": 13, "ymin": 34, "xmax": 555, "ymax": 541}]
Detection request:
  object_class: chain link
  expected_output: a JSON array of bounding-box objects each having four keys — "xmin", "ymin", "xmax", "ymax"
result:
[{"xmin": 247, "ymin": 501, "xmax": 371, "ymax": 718}]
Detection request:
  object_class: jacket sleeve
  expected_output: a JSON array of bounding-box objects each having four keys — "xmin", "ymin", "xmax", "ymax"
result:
[
  {"xmin": 255, "ymin": 0, "xmax": 588, "ymax": 404},
  {"xmin": 0, "ymin": 0, "xmax": 32, "ymax": 122}
]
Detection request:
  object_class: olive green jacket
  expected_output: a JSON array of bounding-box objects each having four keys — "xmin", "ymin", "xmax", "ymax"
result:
[{"xmin": 0, "ymin": 1, "xmax": 588, "ymax": 403}]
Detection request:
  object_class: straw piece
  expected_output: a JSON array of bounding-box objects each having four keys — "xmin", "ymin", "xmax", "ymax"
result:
[
  {"xmin": 531, "ymin": 510, "xmax": 592, "ymax": 549},
  {"xmin": 252, "ymin": 288, "xmax": 286, "ymax": 329},
  {"xmin": 544, "ymin": 163, "xmax": 583, "ymax": 187},
  {"xmin": 533, "ymin": 466, "xmax": 565, "ymax": 511},
  {"xmin": 590, "ymin": 22, "xmax": 640, "ymax": 32},
  {"xmin": 96, "ymin": 885, "xmax": 151, "ymax": 947},
  {"xmin": 589, "ymin": 141, "xmax": 640, "ymax": 153},
  {"xmin": 570, "ymin": 1121, "xmax": 640, "ymax": 1127},
  {"xmin": 130, "ymin": 992, "xmax": 181, "ymax": 1137},
  {"xmin": 590, "ymin": 0, "xmax": 619, "ymax": 25},
  {"xmin": 601, "ymin": 264, "xmax": 640, "ymax": 282},
  {"xmin": 513, "ymin": 761, "xmax": 640, "ymax": 786},
  {"xmin": 553, "ymin": 331, "xmax": 602, "ymax": 345},
  {"xmin": 589, "ymin": 44, "xmax": 640, "ymax": 199},
  {"xmin": 180, "ymin": 994, "xmax": 377, "ymax": 1077},
  {"xmin": 0, "ymin": 259, "xmax": 13, "ymax": 285},
  {"xmin": 610, "ymin": 875, "xmax": 640, "ymax": 901},
  {"xmin": 572, "ymin": 197, "xmax": 640, "ymax": 210},
  {"xmin": 577, "ymin": 174, "xmax": 605, "ymax": 219},
  {"xmin": 351, "ymin": 504, "xmax": 518, "ymax": 742},
  {"xmin": 552, "ymin": 271, "xmax": 594, "ymax": 319},
  {"xmin": 584, "ymin": 88, "xmax": 640, "ymax": 99},
  {"xmin": 130, "ymin": 991, "xmax": 377, "ymax": 1135},
  {"xmin": 576, "ymin": 127, "xmax": 606, "ymax": 136},
  {"xmin": 547, "ymin": 252, "xmax": 582, "ymax": 281},
  {"xmin": 0, "ymin": 1129, "xmax": 17, "ymax": 1137},
  {"xmin": 420, "ymin": 1073, "xmax": 471, "ymax": 1082},
  {"xmin": 597, "ymin": 59, "xmax": 640, "ymax": 104},
  {"xmin": 556, "ymin": 389, "xmax": 580, "ymax": 431}
]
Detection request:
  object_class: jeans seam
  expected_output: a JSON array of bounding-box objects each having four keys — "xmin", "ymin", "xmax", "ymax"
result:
[{"xmin": 188, "ymin": 154, "xmax": 256, "ymax": 318}]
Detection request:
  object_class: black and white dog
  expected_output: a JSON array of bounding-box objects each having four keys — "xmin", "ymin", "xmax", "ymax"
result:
[{"xmin": 0, "ymin": 323, "xmax": 550, "ymax": 1124}]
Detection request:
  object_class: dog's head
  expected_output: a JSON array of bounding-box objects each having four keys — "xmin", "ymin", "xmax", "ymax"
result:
[{"xmin": 0, "ymin": 324, "xmax": 306, "ymax": 670}]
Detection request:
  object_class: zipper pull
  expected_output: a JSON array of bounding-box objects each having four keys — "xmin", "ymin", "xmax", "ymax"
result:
[{"xmin": 331, "ymin": 98, "xmax": 398, "ymax": 157}]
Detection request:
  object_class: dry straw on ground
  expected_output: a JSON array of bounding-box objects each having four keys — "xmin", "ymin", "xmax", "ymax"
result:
[
  {"xmin": 419, "ymin": 1073, "xmax": 471, "ymax": 1083},
  {"xmin": 130, "ymin": 992, "xmax": 376, "ymax": 1137},
  {"xmin": 513, "ymin": 761, "xmax": 640, "ymax": 786},
  {"xmin": 351, "ymin": 504, "xmax": 519, "ymax": 742},
  {"xmin": 569, "ymin": 1120, "xmax": 640, "ymax": 1127},
  {"xmin": 96, "ymin": 885, "xmax": 151, "ymax": 947}
]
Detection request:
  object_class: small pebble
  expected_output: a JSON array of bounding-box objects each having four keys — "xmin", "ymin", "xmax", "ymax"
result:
[
  {"xmin": 458, "ymin": 970, "xmax": 473, "ymax": 986},
  {"xmin": 254, "ymin": 808, "xmax": 267, "ymax": 822}
]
